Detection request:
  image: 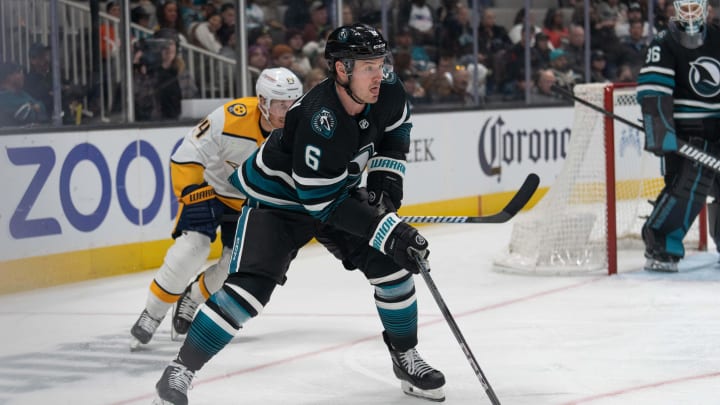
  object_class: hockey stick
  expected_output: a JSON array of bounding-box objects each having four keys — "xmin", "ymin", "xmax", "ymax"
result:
[
  {"xmin": 402, "ymin": 173, "xmax": 539, "ymax": 224},
  {"xmin": 222, "ymin": 174, "xmax": 539, "ymax": 225},
  {"xmin": 551, "ymin": 84, "xmax": 720, "ymax": 175},
  {"xmin": 413, "ymin": 254, "xmax": 502, "ymax": 405}
]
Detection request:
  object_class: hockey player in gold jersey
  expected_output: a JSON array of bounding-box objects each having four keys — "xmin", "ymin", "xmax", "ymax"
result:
[{"xmin": 130, "ymin": 67, "xmax": 303, "ymax": 350}]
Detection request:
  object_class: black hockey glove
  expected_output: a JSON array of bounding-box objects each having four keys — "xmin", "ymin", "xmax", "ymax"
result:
[
  {"xmin": 172, "ymin": 182, "xmax": 221, "ymax": 239},
  {"xmin": 369, "ymin": 213, "xmax": 429, "ymax": 273},
  {"xmin": 367, "ymin": 155, "xmax": 406, "ymax": 212},
  {"xmin": 641, "ymin": 94, "xmax": 677, "ymax": 157}
]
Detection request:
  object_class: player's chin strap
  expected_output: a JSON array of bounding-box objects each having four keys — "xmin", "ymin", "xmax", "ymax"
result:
[{"xmin": 336, "ymin": 71, "xmax": 365, "ymax": 105}]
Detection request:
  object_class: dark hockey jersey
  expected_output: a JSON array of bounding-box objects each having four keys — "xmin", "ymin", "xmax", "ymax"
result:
[
  {"xmin": 637, "ymin": 24, "xmax": 720, "ymax": 120},
  {"xmin": 229, "ymin": 72, "xmax": 412, "ymax": 221}
]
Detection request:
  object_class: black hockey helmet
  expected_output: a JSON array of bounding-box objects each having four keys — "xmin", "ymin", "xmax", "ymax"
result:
[{"xmin": 325, "ymin": 24, "xmax": 389, "ymax": 75}]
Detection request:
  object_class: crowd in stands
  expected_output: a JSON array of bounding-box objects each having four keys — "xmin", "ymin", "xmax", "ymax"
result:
[{"xmin": 3, "ymin": 0, "xmax": 720, "ymax": 127}]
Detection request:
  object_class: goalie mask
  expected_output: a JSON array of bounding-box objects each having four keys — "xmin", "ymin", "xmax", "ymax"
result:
[
  {"xmin": 669, "ymin": 0, "xmax": 709, "ymax": 49},
  {"xmin": 255, "ymin": 67, "xmax": 303, "ymax": 126}
]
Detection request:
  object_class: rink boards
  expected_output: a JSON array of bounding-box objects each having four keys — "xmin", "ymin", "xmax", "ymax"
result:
[{"xmin": 0, "ymin": 104, "xmax": 636, "ymax": 293}]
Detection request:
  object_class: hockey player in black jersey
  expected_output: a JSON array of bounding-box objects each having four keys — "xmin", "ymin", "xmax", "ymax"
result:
[
  {"xmin": 153, "ymin": 24, "xmax": 445, "ymax": 404},
  {"xmin": 638, "ymin": 0, "xmax": 720, "ymax": 271}
]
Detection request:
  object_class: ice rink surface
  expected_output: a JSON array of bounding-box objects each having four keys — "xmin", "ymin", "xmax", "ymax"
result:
[{"xmin": 2, "ymin": 220, "xmax": 720, "ymax": 405}]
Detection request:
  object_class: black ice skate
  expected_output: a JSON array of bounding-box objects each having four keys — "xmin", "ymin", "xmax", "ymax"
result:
[
  {"xmin": 153, "ymin": 361, "xmax": 195, "ymax": 405},
  {"xmin": 172, "ymin": 286, "xmax": 200, "ymax": 339},
  {"xmin": 383, "ymin": 331, "xmax": 446, "ymax": 402},
  {"xmin": 644, "ymin": 252, "xmax": 680, "ymax": 272},
  {"xmin": 130, "ymin": 309, "xmax": 163, "ymax": 351}
]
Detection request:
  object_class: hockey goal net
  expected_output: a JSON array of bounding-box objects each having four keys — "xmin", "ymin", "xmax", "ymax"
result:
[{"xmin": 494, "ymin": 82, "xmax": 706, "ymax": 276}]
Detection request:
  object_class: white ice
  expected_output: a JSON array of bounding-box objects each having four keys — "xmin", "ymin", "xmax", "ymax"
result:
[{"xmin": 2, "ymin": 221, "xmax": 720, "ymax": 405}]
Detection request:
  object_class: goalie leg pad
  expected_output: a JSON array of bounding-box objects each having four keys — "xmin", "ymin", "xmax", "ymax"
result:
[{"xmin": 644, "ymin": 151, "xmax": 714, "ymax": 259}]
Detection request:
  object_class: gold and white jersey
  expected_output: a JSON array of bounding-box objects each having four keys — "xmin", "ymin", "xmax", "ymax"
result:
[{"xmin": 170, "ymin": 97, "xmax": 268, "ymax": 210}]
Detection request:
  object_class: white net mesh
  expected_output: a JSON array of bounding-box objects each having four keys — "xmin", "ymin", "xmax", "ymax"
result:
[{"xmin": 494, "ymin": 83, "xmax": 700, "ymax": 276}]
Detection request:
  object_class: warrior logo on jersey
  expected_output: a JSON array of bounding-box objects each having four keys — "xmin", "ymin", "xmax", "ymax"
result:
[
  {"xmin": 228, "ymin": 103, "xmax": 248, "ymax": 117},
  {"xmin": 688, "ymin": 56, "xmax": 720, "ymax": 98},
  {"xmin": 312, "ymin": 107, "xmax": 337, "ymax": 139}
]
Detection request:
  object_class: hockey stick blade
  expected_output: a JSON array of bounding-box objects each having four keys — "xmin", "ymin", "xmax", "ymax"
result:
[{"xmin": 402, "ymin": 173, "xmax": 539, "ymax": 224}]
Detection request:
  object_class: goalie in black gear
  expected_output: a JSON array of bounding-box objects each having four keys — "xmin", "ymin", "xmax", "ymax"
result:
[
  {"xmin": 637, "ymin": 0, "xmax": 720, "ymax": 272},
  {"xmin": 153, "ymin": 24, "xmax": 445, "ymax": 405}
]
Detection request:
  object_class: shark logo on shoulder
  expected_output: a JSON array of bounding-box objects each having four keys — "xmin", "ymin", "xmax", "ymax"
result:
[{"xmin": 688, "ymin": 56, "xmax": 720, "ymax": 98}]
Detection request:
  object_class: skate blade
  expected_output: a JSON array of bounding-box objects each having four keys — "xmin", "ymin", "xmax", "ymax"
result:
[
  {"xmin": 400, "ymin": 380, "xmax": 445, "ymax": 402},
  {"xmin": 151, "ymin": 396, "xmax": 174, "ymax": 405},
  {"xmin": 129, "ymin": 337, "xmax": 144, "ymax": 352},
  {"xmin": 170, "ymin": 326, "xmax": 186, "ymax": 342}
]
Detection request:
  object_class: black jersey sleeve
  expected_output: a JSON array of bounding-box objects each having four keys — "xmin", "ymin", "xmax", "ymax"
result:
[{"xmin": 375, "ymin": 74, "xmax": 413, "ymax": 159}]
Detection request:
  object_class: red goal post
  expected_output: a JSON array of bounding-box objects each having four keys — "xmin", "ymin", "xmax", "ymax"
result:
[{"xmin": 494, "ymin": 82, "xmax": 707, "ymax": 276}]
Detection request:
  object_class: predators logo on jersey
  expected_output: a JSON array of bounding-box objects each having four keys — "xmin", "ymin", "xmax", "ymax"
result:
[
  {"xmin": 688, "ymin": 56, "xmax": 720, "ymax": 97},
  {"xmin": 228, "ymin": 103, "xmax": 248, "ymax": 117}
]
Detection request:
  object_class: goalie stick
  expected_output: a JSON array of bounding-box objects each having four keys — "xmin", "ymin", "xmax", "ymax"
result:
[
  {"xmin": 413, "ymin": 253, "xmax": 502, "ymax": 405},
  {"xmin": 551, "ymin": 84, "xmax": 720, "ymax": 175},
  {"xmin": 402, "ymin": 173, "xmax": 539, "ymax": 224}
]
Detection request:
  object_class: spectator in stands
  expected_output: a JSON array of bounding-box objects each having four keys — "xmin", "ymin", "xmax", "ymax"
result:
[
  {"xmin": 421, "ymin": 52, "xmax": 455, "ymax": 103},
  {"xmin": 398, "ymin": 69, "xmax": 429, "ymax": 108},
  {"xmin": 654, "ymin": 1, "xmax": 674, "ymax": 32},
  {"xmin": 178, "ymin": 0, "xmax": 204, "ymax": 30},
  {"xmin": 246, "ymin": 0, "xmax": 266, "ymax": 31},
  {"xmin": 532, "ymin": 32, "xmax": 552, "ymax": 70},
  {"xmin": 589, "ymin": 2, "xmax": 623, "ymax": 79},
  {"xmin": 590, "ymin": 50, "xmax": 610, "ymax": 83},
  {"xmin": 131, "ymin": 6, "xmax": 154, "ymax": 41},
  {"xmin": 443, "ymin": 67, "xmax": 471, "ymax": 105},
  {"xmin": 101, "ymin": 1, "xmax": 121, "ymax": 60},
  {"xmin": 542, "ymin": 8, "xmax": 569, "ymax": 49},
  {"xmin": 133, "ymin": 0, "xmax": 158, "ymax": 29},
  {"xmin": 218, "ymin": 25, "xmax": 236, "ymax": 59},
  {"xmin": 508, "ymin": 8, "xmax": 543, "ymax": 46},
  {"xmin": 435, "ymin": 0, "xmax": 457, "ymax": 29},
  {"xmin": 401, "ymin": 0, "xmax": 436, "ymax": 46},
  {"xmin": 0, "ymin": 62, "xmax": 48, "ymax": 126},
  {"xmin": 301, "ymin": 27, "xmax": 331, "ymax": 69},
  {"xmin": 477, "ymin": 8, "xmax": 512, "ymax": 95},
  {"xmin": 247, "ymin": 44, "xmax": 270, "ymax": 95},
  {"xmin": 616, "ymin": 2, "xmax": 651, "ymax": 39},
  {"xmin": 342, "ymin": 4, "xmax": 355, "ymax": 25},
  {"xmin": 529, "ymin": 68, "xmax": 565, "ymax": 104},
  {"xmin": 439, "ymin": 2, "xmax": 475, "ymax": 63},
  {"xmin": 155, "ymin": 0, "xmax": 187, "ymax": 43},
  {"xmin": 619, "ymin": 20, "xmax": 649, "ymax": 80},
  {"xmin": 302, "ymin": 1, "xmax": 330, "ymax": 43},
  {"xmin": 303, "ymin": 67, "xmax": 327, "ymax": 90},
  {"xmin": 24, "ymin": 43, "xmax": 52, "ymax": 116},
  {"xmin": 284, "ymin": 0, "xmax": 312, "ymax": 30},
  {"xmin": 597, "ymin": 0, "xmax": 628, "ymax": 29},
  {"xmin": 216, "ymin": 3, "xmax": 236, "ymax": 47},
  {"xmin": 548, "ymin": 49, "xmax": 577, "ymax": 91},
  {"xmin": 249, "ymin": 25, "xmax": 274, "ymax": 51},
  {"xmin": 562, "ymin": 25, "xmax": 586, "ymax": 81},
  {"xmin": 133, "ymin": 34, "xmax": 185, "ymax": 121},
  {"xmin": 188, "ymin": 12, "xmax": 223, "ymax": 53},
  {"xmin": 393, "ymin": 26, "xmax": 432, "ymax": 74},
  {"xmin": 286, "ymin": 29, "xmax": 311, "ymax": 79},
  {"xmin": 270, "ymin": 44, "xmax": 296, "ymax": 72}
]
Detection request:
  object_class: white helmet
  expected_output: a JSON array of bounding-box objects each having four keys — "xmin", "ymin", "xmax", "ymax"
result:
[{"xmin": 256, "ymin": 67, "xmax": 303, "ymax": 120}]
